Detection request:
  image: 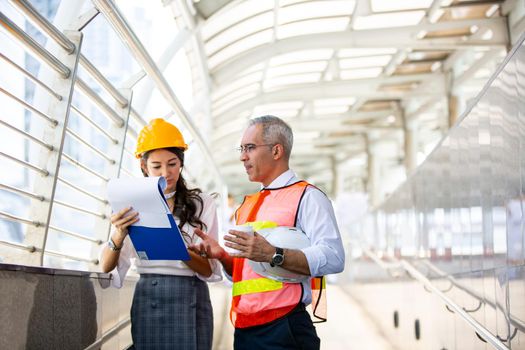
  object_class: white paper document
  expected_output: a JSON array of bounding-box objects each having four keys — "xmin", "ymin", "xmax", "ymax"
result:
[
  {"xmin": 106, "ymin": 176, "xmax": 190, "ymax": 261},
  {"xmin": 107, "ymin": 176, "xmax": 171, "ymax": 228}
]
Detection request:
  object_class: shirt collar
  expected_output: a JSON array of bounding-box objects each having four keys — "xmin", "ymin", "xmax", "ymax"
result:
[{"xmin": 262, "ymin": 169, "xmax": 297, "ymax": 190}]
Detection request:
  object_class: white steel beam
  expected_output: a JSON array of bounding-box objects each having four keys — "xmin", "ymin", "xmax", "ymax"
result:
[
  {"xmin": 215, "ymin": 73, "xmax": 445, "ymax": 121},
  {"xmin": 212, "ymin": 17, "xmax": 508, "ymax": 84}
]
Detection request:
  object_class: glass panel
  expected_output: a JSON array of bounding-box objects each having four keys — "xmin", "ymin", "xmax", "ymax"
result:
[
  {"xmin": 263, "ymin": 73, "xmax": 321, "ymax": 89},
  {"xmin": 339, "ymin": 55, "xmax": 392, "ymax": 69},
  {"xmin": 202, "ymin": 0, "xmax": 273, "ymax": 40},
  {"xmin": 371, "ymin": 0, "xmax": 433, "ymax": 12},
  {"xmin": 270, "ymin": 49, "xmax": 334, "ymax": 66},
  {"xmin": 353, "ymin": 11, "xmax": 425, "ymax": 30},
  {"xmin": 277, "ymin": 18, "xmax": 350, "ymax": 39},
  {"xmin": 208, "ymin": 30, "xmax": 274, "ymax": 69},
  {"xmin": 205, "ymin": 12, "xmax": 274, "ymax": 56},
  {"xmin": 340, "ymin": 68, "xmax": 382, "ymax": 80},
  {"xmin": 267, "ymin": 61, "xmax": 327, "ymax": 77},
  {"xmin": 279, "ymin": 1, "xmax": 355, "ymax": 24}
]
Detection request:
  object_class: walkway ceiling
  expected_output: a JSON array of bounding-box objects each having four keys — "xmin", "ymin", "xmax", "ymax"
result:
[{"xmin": 174, "ymin": 0, "xmax": 511, "ymax": 197}]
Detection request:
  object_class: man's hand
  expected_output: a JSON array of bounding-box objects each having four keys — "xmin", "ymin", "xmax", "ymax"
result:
[{"xmin": 224, "ymin": 229, "xmax": 275, "ymax": 263}]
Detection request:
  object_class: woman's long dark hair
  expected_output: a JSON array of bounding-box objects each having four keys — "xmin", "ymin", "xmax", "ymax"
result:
[{"xmin": 141, "ymin": 147, "xmax": 207, "ymax": 237}]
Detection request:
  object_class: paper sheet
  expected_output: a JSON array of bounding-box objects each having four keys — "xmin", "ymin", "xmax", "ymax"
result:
[{"xmin": 107, "ymin": 176, "xmax": 170, "ymax": 228}]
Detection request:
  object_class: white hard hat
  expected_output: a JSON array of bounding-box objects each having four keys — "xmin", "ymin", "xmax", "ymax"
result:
[{"xmin": 248, "ymin": 226, "xmax": 310, "ymax": 283}]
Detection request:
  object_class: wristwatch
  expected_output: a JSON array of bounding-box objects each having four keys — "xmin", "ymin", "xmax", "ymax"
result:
[
  {"xmin": 270, "ymin": 247, "xmax": 284, "ymax": 267},
  {"xmin": 108, "ymin": 238, "xmax": 122, "ymax": 251}
]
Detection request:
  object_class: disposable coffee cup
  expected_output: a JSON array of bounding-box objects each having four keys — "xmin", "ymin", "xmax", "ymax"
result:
[{"xmin": 224, "ymin": 225, "xmax": 254, "ymax": 255}]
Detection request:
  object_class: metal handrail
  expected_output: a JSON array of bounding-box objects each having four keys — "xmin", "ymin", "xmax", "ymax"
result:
[
  {"xmin": 0, "ymin": 239, "xmax": 36, "ymax": 253},
  {"xmin": 53, "ymin": 200, "xmax": 107, "ymax": 219},
  {"xmin": 0, "ymin": 237, "xmax": 99, "ymax": 264},
  {"xmin": 84, "ymin": 317, "xmax": 131, "ymax": 350},
  {"xmin": 0, "ymin": 12, "xmax": 70, "ymax": 78},
  {"xmin": 360, "ymin": 249, "xmax": 510, "ymax": 350},
  {"xmin": 61, "ymin": 153, "xmax": 109, "ymax": 182},
  {"xmin": 8, "ymin": 0, "xmax": 76, "ymax": 54},
  {"xmin": 79, "ymin": 54, "xmax": 128, "ymax": 107},
  {"xmin": 0, "ymin": 86, "xmax": 58, "ymax": 126},
  {"xmin": 400, "ymin": 260, "xmax": 509, "ymax": 350},
  {"xmin": 0, "ymin": 183, "xmax": 45, "ymax": 201},
  {"xmin": 0, "ymin": 52, "xmax": 62, "ymax": 100},
  {"xmin": 70, "ymin": 105, "xmax": 119, "ymax": 144},
  {"xmin": 44, "ymin": 249, "xmax": 99, "ymax": 264},
  {"xmin": 58, "ymin": 177, "xmax": 108, "ymax": 204},
  {"xmin": 48, "ymin": 225, "xmax": 103, "ymax": 244},
  {"xmin": 0, "ymin": 151, "xmax": 49, "ymax": 176},
  {"xmin": 0, "ymin": 119, "xmax": 54, "ymax": 151},
  {"xmin": 75, "ymin": 78, "xmax": 125, "ymax": 127},
  {"xmin": 420, "ymin": 260, "xmax": 525, "ymax": 334},
  {"xmin": 0, "ymin": 210, "xmax": 42, "ymax": 227},
  {"xmin": 66, "ymin": 128, "xmax": 116, "ymax": 164}
]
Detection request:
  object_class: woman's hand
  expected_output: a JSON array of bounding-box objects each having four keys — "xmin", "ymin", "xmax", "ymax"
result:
[
  {"xmin": 190, "ymin": 228, "xmax": 227, "ymax": 260},
  {"xmin": 111, "ymin": 207, "xmax": 139, "ymax": 245}
]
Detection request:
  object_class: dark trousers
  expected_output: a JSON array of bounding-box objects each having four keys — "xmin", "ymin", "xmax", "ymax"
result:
[{"xmin": 234, "ymin": 303, "xmax": 320, "ymax": 350}]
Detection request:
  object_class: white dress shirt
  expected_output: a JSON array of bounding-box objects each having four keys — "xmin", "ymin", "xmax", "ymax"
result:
[
  {"xmin": 107, "ymin": 192, "xmax": 222, "ymax": 288},
  {"xmin": 262, "ymin": 169, "xmax": 345, "ymax": 304}
]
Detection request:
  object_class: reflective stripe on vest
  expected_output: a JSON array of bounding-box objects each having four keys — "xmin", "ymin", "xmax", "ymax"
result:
[{"xmin": 232, "ymin": 278, "xmax": 283, "ymax": 297}]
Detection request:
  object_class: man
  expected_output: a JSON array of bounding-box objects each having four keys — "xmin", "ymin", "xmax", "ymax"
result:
[{"xmin": 193, "ymin": 115, "xmax": 345, "ymax": 349}]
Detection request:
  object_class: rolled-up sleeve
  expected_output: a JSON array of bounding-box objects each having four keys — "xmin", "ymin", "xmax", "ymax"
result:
[{"xmin": 298, "ymin": 188, "xmax": 345, "ymax": 277}]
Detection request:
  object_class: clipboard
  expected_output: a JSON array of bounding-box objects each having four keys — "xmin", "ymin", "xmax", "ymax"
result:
[
  {"xmin": 128, "ymin": 215, "xmax": 190, "ymax": 261},
  {"xmin": 107, "ymin": 176, "xmax": 190, "ymax": 261}
]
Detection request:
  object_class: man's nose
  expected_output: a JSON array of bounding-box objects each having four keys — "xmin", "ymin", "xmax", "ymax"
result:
[{"xmin": 239, "ymin": 151, "xmax": 248, "ymax": 161}]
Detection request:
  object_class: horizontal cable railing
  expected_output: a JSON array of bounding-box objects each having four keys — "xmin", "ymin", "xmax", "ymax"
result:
[
  {"xmin": 0, "ymin": 210, "xmax": 42, "ymax": 228},
  {"xmin": 0, "ymin": 86, "xmax": 58, "ymax": 125},
  {"xmin": 0, "ymin": 118, "xmax": 54, "ymax": 150},
  {"xmin": 0, "ymin": 151, "xmax": 50, "ymax": 176},
  {"xmin": 0, "ymin": 0, "xmax": 146, "ymax": 268},
  {"xmin": 61, "ymin": 153, "xmax": 110, "ymax": 182},
  {"xmin": 48, "ymin": 225, "xmax": 103, "ymax": 245},
  {"xmin": 0, "ymin": 52, "xmax": 62, "ymax": 100},
  {"xmin": 0, "ymin": 183, "xmax": 46, "ymax": 201},
  {"xmin": 8, "ymin": 0, "xmax": 76, "ymax": 54},
  {"xmin": 0, "ymin": 11, "xmax": 70, "ymax": 78},
  {"xmin": 70, "ymin": 105, "xmax": 119, "ymax": 144},
  {"xmin": 57, "ymin": 177, "xmax": 108, "ymax": 204},
  {"xmin": 75, "ymin": 78, "xmax": 125, "ymax": 127},
  {"xmin": 84, "ymin": 317, "xmax": 132, "ymax": 350},
  {"xmin": 53, "ymin": 200, "xmax": 107, "ymax": 219},
  {"xmin": 65, "ymin": 128, "xmax": 117, "ymax": 164}
]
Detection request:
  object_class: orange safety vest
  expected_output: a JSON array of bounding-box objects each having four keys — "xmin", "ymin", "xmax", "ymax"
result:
[{"xmin": 231, "ymin": 181, "xmax": 326, "ymax": 328}]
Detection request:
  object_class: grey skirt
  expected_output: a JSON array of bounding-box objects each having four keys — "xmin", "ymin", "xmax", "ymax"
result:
[{"xmin": 130, "ymin": 274, "xmax": 213, "ymax": 350}]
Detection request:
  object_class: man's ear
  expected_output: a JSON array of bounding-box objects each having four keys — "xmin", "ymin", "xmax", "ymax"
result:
[{"xmin": 273, "ymin": 144, "xmax": 283, "ymax": 159}]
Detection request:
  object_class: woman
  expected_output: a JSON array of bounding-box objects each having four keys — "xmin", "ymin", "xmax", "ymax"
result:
[{"xmin": 100, "ymin": 118, "xmax": 221, "ymax": 350}]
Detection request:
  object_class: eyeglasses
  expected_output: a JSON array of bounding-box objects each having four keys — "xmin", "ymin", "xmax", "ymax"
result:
[{"xmin": 236, "ymin": 144, "xmax": 274, "ymax": 154}]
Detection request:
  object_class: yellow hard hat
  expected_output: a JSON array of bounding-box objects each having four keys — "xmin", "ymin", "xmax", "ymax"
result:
[{"xmin": 135, "ymin": 118, "xmax": 188, "ymax": 158}]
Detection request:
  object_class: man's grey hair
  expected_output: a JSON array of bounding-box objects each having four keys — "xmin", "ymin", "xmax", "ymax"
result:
[{"xmin": 248, "ymin": 115, "xmax": 293, "ymax": 159}]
